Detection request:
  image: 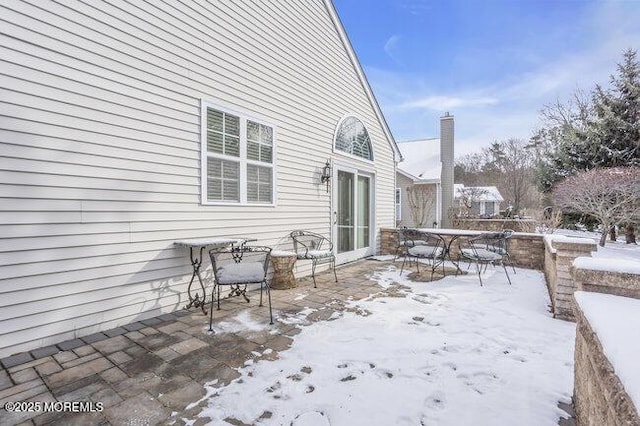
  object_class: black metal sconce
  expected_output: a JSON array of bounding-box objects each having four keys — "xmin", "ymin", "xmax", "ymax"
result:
[{"xmin": 320, "ymin": 159, "xmax": 331, "ymax": 193}]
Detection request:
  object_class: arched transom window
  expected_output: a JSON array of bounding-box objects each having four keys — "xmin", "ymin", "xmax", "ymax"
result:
[{"xmin": 335, "ymin": 116, "xmax": 373, "ymax": 160}]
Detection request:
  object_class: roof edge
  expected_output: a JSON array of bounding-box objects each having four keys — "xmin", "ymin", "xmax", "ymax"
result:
[{"xmin": 323, "ymin": 0, "xmax": 403, "ymax": 162}]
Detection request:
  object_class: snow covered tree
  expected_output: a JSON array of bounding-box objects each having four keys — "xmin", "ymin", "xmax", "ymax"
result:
[
  {"xmin": 532, "ymin": 49, "xmax": 640, "ymax": 191},
  {"xmin": 553, "ymin": 167, "xmax": 640, "ymax": 246},
  {"xmin": 590, "ymin": 49, "xmax": 640, "ymax": 168},
  {"xmin": 533, "ymin": 49, "xmax": 640, "ymax": 242}
]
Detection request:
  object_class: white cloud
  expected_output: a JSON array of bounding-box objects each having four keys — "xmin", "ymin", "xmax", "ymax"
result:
[
  {"xmin": 401, "ymin": 95, "xmax": 499, "ymax": 110},
  {"xmin": 383, "ymin": 34, "xmax": 402, "ymax": 64},
  {"xmin": 361, "ymin": 0, "xmax": 640, "ymax": 157}
]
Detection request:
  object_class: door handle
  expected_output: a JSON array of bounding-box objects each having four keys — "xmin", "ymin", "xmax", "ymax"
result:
[{"xmin": 333, "ymin": 211, "xmax": 337, "ymax": 224}]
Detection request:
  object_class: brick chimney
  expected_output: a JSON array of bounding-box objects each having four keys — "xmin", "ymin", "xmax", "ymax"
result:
[{"xmin": 440, "ymin": 113, "xmax": 454, "ymax": 227}]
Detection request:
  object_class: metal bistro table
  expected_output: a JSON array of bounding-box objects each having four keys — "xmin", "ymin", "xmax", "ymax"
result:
[
  {"xmin": 174, "ymin": 237, "xmax": 256, "ymax": 315},
  {"xmin": 416, "ymin": 228, "xmax": 486, "ymax": 274}
]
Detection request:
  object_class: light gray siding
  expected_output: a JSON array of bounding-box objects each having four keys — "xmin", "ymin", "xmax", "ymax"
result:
[
  {"xmin": 0, "ymin": 0, "xmax": 397, "ymax": 357},
  {"xmin": 396, "ymin": 174, "xmax": 438, "ymax": 228}
]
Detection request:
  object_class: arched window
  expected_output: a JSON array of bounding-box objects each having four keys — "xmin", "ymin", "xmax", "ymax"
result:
[{"xmin": 334, "ymin": 116, "xmax": 373, "ymax": 160}]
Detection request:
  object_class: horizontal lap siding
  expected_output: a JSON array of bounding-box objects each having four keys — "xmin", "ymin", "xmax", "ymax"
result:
[{"xmin": 0, "ymin": 0, "xmax": 396, "ymax": 357}]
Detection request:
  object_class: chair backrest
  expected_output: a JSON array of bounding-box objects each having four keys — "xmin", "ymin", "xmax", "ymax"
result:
[
  {"xmin": 289, "ymin": 230, "xmax": 333, "ymax": 257},
  {"xmin": 465, "ymin": 232, "xmax": 508, "ymax": 257},
  {"xmin": 396, "ymin": 226, "xmax": 408, "ymax": 244},
  {"xmin": 209, "ymin": 245, "xmax": 271, "ymax": 285}
]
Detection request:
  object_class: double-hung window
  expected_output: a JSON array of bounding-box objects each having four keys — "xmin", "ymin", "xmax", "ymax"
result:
[{"xmin": 201, "ymin": 101, "xmax": 275, "ymax": 205}]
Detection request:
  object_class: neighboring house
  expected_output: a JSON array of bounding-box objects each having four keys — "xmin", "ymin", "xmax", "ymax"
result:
[
  {"xmin": 454, "ymin": 184, "xmax": 504, "ymax": 218},
  {"xmin": 395, "ymin": 114, "xmax": 455, "ymax": 228},
  {"xmin": 0, "ymin": 1, "xmax": 401, "ymax": 357}
]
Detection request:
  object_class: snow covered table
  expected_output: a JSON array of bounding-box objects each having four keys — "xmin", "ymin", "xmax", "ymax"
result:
[
  {"xmin": 174, "ymin": 237, "xmax": 256, "ymax": 314},
  {"xmin": 270, "ymin": 250, "xmax": 298, "ymax": 289}
]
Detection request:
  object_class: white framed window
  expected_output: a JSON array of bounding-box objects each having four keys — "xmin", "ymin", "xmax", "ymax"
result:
[
  {"xmin": 395, "ymin": 188, "xmax": 401, "ymax": 221},
  {"xmin": 334, "ymin": 116, "xmax": 373, "ymax": 161},
  {"xmin": 201, "ymin": 101, "xmax": 276, "ymax": 205}
]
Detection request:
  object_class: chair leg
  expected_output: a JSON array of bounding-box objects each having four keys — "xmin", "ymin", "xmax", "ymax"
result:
[
  {"xmin": 311, "ymin": 260, "xmax": 317, "ymax": 288},
  {"xmin": 208, "ymin": 286, "xmax": 216, "ymax": 332},
  {"xmin": 266, "ymin": 283, "xmax": 273, "ymax": 325},
  {"xmin": 259, "ymin": 282, "xmax": 264, "ymax": 307},
  {"xmin": 475, "ymin": 262, "xmax": 484, "ymax": 286},
  {"xmin": 217, "ymin": 285, "xmax": 221, "ymax": 310},
  {"xmin": 502, "ymin": 263, "xmax": 512, "ymax": 285},
  {"xmin": 332, "ymin": 257, "xmax": 338, "ymax": 282}
]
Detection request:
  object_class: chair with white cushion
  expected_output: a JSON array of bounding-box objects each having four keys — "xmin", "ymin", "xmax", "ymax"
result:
[
  {"xmin": 457, "ymin": 232, "xmax": 512, "ymax": 286},
  {"xmin": 289, "ymin": 230, "xmax": 337, "ymax": 288},
  {"xmin": 208, "ymin": 245, "xmax": 273, "ymax": 331},
  {"xmin": 399, "ymin": 229, "xmax": 446, "ymax": 280},
  {"xmin": 393, "ymin": 226, "xmax": 429, "ymax": 262}
]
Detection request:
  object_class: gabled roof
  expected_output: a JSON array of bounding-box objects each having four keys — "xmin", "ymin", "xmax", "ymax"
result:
[
  {"xmin": 396, "ymin": 138, "xmax": 441, "ymax": 182},
  {"xmin": 454, "ymin": 184, "xmax": 504, "ymax": 202},
  {"xmin": 323, "ymin": 1, "xmax": 403, "ymax": 162}
]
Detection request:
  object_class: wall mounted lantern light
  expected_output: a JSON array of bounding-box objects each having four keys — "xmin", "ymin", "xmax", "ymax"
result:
[{"xmin": 320, "ymin": 159, "xmax": 331, "ymax": 193}]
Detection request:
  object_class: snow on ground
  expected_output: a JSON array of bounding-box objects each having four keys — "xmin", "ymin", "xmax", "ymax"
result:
[{"xmin": 198, "ymin": 266, "xmax": 575, "ymax": 425}]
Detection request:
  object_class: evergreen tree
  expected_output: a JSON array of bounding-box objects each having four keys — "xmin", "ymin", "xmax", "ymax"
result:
[
  {"xmin": 532, "ymin": 49, "xmax": 640, "ymax": 191},
  {"xmin": 590, "ymin": 49, "xmax": 640, "ymax": 167}
]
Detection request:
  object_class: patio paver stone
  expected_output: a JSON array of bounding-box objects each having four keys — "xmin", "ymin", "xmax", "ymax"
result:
[{"xmin": 0, "ymin": 259, "xmax": 576, "ymax": 425}]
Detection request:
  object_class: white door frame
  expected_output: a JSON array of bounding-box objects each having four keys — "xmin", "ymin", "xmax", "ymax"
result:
[{"xmin": 332, "ymin": 162, "xmax": 375, "ymax": 265}]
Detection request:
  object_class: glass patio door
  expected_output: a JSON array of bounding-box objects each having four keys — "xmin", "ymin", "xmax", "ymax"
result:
[{"xmin": 335, "ymin": 167, "xmax": 372, "ymax": 263}]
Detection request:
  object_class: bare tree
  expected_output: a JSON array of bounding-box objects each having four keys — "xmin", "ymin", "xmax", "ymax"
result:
[
  {"xmin": 406, "ymin": 185, "xmax": 437, "ymax": 227},
  {"xmin": 456, "ymin": 187, "xmax": 489, "ymax": 217},
  {"xmin": 534, "ymin": 206, "xmax": 563, "ymax": 234},
  {"xmin": 553, "ymin": 167, "xmax": 640, "ymax": 246},
  {"xmin": 456, "ymin": 139, "xmax": 539, "ymax": 214}
]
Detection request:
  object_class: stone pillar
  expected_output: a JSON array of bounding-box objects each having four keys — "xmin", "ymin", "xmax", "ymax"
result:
[
  {"xmin": 551, "ymin": 237, "xmax": 597, "ymax": 321},
  {"xmin": 439, "ymin": 113, "xmax": 454, "ymax": 228},
  {"xmin": 380, "ymin": 228, "xmax": 398, "ymax": 256}
]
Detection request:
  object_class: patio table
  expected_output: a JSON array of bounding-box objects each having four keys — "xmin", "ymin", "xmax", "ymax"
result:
[
  {"xmin": 174, "ymin": 237, "xmax": 257, "ymax": 315},
  {"xmin": 416, "ymin": 228, "xmax": 486, "ymax": 274}
]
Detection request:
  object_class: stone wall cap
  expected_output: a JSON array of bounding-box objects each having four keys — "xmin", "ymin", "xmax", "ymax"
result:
[
  {"xmin": 574, "ymin": 257, "xmax": 640, "ymax": 276},
  {"xmin": 574, "ymin": 291, "xmax": 640, "ymax": 409},
  {"xmin": 551, "ymin": 235, "xmax": 597, "ymax": 249}
]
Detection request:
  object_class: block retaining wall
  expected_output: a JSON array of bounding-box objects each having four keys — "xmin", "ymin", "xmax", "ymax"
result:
[
  {"xmin": 380, "ymin": 228, "xmax": 545, "ymax": 270},
  {"xmin": 573, "ymin": 300, "xmax": 640, "ymax": 426}
]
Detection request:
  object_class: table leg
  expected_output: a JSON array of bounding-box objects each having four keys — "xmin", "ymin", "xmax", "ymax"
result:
[
  {"xmin": 446, "ymin": 235, "xmax": 464, "ymax": 275},
  {"xmin": 185, "ymin": 246, "xmax": 208, "ymax": 315}
]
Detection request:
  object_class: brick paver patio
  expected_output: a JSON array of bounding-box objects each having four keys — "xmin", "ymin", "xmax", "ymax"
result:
[{"xmin": 0, "ymin": 260, "xmax": 390, "ymax": 426}]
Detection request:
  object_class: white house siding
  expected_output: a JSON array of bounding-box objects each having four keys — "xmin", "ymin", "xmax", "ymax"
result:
[{"xmin": 0, "ymin": 0, "xmax": 397, "ymax": 357}]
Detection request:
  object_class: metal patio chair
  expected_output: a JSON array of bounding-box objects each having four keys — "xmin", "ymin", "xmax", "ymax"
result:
[
  {"xmin": 399, "ymin": 229, "xmax": 446, "ymax": 280},
  {"xmin": 393, "ymin": 226, "xmax": 430, "ymax": 262},
  {"xmin": 289, "ymin": 230, "xmax": 337, "ymax": 288},
  {"xmin": 208, "ymin": 245, "xmax": 273, "ymax": 331},
  {"xmin": 457, "ymin": 232, "xmax": 512, "ymax": 286}
]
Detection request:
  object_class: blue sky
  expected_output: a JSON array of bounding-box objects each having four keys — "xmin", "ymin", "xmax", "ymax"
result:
[{"xmin": 333, "ymin": 0, "xmax": 640, "ymax": 156}]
